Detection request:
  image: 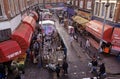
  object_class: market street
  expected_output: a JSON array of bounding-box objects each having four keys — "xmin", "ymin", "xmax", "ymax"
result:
[{"xmin": 7, "ymin": 13, "xmax": 120, "ymax": 79}]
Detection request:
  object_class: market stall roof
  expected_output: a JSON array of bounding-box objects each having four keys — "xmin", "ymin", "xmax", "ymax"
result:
[
  {"xmin": 22, "ymin": 16, "xmax": 36, "ymax": 31},
  {"xmin": 39, "ymin": 20, "xmax": 55, "ymax": 25},
  {"xmin": 111, "ymin": 27, "xmax": 120, "ymax": 51},
  {"xmin": 11, "ymin": 23, "xmax": 33, "ymax": 52},
  {"xmin": 85, "ymin": 20, "xmax": 113, "ymax": 42},
  {"xmin": 0, "ymin": 40, "xmax": 22, "ymax": 63},
  {"xmin": 30, "ymin": 11, "xmax": 38, "ymax": 21},
  {"xmin": 72, "ymin": 16, "xmax": 89, "ymax": 27}
]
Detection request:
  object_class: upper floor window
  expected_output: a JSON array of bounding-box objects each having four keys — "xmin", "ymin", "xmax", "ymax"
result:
[
  {"xmin": 79, "ymin": 0, "xmax": 83, "ymax": 8},
  {"xmin": 8, "ymin": 0, "xmax": 15, "ymax": 17},
  {"xmin": 109, "ymin": 3, "xmax": 115, "ymax": 19},
  {"xmin": 101, "ymin": 3, "xmax": 105, "ymax": 17},
  {"xmin": 0, "ymin": 5, "xmax": 2, "ymax": 16},
  {"xmin": 95, "ymin": 2, "xmax": 100, "ymax": 16},
  {"xmin": 72, "ymin": 0, "xmax": 74, "ymax": 5},
  {"xmin": 75, "ymin": 0, "xmax": 78, "ymax": 6},
  {"xmin": 14, "ymin": 0, "xmax": 19, "ymax": 14},
  {"xmin": 86, "ymin": 0, "xmax": 92, "ymax": 9}
]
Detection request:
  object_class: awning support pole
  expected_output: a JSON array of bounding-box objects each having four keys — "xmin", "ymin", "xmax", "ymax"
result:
[{"xmin": 97, "ymin": 1, "xmax": 110, "ymax": 59}]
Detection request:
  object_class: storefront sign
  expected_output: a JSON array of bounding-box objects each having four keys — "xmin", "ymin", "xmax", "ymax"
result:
[{"xmin": 7, "ymin": 50, "xmax": 21, "ymax": 59}]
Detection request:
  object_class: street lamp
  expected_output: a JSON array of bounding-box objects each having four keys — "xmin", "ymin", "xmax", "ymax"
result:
[{"xmin": 98, "ymin": 2, "xmax": 110, "ymax": 59}]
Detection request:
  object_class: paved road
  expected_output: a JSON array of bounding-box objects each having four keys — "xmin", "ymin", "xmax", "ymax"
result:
[{"xmin": 10, "ymin": 14, "xmax": 120, "ymax": 79}]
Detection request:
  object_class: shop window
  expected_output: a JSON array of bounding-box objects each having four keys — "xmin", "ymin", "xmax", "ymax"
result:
[
  {"xmin": 79, "ymin": 0, "xmax": 83, "ymax": 8},
  {"xmin": 86, "ymin": 0, "xmax": 92, "ymax": 9},
  {"xmin": 101, "ymin": 3, "xmax": 105, "ymax": 17},
  {"xmin": 109, "ymin": 3, "xmax": 115, "ymax": 19}
]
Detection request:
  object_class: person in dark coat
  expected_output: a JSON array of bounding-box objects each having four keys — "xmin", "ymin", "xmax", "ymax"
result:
[
  {"xmin": 55, "ymin": 64, "xmax": 60, "ymax": 77},
  {"xmin": 98, "ymin": 63, "xmax": 106, "ymax": 77},
  {"xmin": 62, "ymin": 61, "xmax": 68, "ymax": 75},
  {"xmin": 0, "ymin": 63, "xmax": 6, "ymax": 79},
  {"xmin": 90, "ymin": 58, "xmax": 98, "ymax": 73}
]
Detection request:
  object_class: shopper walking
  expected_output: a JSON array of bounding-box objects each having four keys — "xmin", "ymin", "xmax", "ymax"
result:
[
  {"xmin": 98, "ymin": 63, "xmax": 106, "ymax": 78},
  {"xmin": 85, "ymin": 39, "xmax": 90, "ymax": 49},
  {"xmin": 55, "ymin": 64, "xmax": 60, "ymax": 78},
  {"xmin": 62, "ymin": 61, "xmax": 68, "ymax": 75},
  {"xmin": 90, "ymin": 57, "xmax": 98, "ymax": 73}
]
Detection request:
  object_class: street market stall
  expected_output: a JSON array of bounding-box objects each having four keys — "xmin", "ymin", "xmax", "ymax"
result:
[
  {"xmin": 11, "ymin": 23, "xmax": 33, "ymax": 53},
  {"xmin": 0, "ymin": 40, "xmax": 22, "ymax": 63}
]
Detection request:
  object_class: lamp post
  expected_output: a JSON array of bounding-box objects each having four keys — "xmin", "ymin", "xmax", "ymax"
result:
[{"xmin": 98, "ymin": 2, "xmax": 110, "ymax": 59}]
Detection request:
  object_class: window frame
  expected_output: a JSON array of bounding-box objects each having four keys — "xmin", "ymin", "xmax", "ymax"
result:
[
  {"xmin": 86, "ymin": 0, "xmax": 92, "ymax": 10},
  {"xmin": 0, "ymin": 0, "xmax": 7, "ymax": 19},
  {"xmin": 100, "ymin": 2, "xmax": 105, "ymax": 18},
  {"xmin": 94, "ymin": 2, "xmax": 100, "ymax": 16},
  {"xmin": 79, "ymin": 0, "xmax": 83, "ymax": 9},
  {"xmin": 107, "ymin": 3, "xmax": 116, "ymax": 20}
]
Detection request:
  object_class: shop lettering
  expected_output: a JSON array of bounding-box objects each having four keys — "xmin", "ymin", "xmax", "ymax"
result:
[{"xmin": 7, "ymin": 50, "xmax": 21, "ymax": 59}]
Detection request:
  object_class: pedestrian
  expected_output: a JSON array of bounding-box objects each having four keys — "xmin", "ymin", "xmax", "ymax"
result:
[
  {"xmin": 55, "ymin": 64, "xmax": 60, "ymax": 78},
  {"xmin": 98, "ymin": 63, "xmax": 106, "ymax": 78},
  {"xmin": 70, "ymin": 35, "xmax": 74, "ymax": 45},
  {"xmin": 0, "ymin": 63, "xmax": 6, "ymax": 79},
  {"xmin": 90, "ymin": 57, "xmax": 98, "ymax": 73},
  {"xmin": 62, "ymin": 61, "xmax": 68, "ymax": 75},
  {"xmin": 85, "ymin": 39, "xmax": 90, "ymax": 49}
]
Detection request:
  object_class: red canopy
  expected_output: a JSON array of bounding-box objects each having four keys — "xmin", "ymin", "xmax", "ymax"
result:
[
  {"xmin": 11, "ymin": 23, "xmax": 33, "ymax": 52},
  {"xmin": 0, "ymin": 40, "xmax": 22, "ymax": 63},
  {"xmin": 30, "ymin": 11, "xmax": 38, "ymax": 21},
  {"xmin": 111, "ymin": 27, "xmax": 120, "ymax": 51},
  {"xmin": 22, "ymin": 16, "xmax": 36, "ymax": 31},
  {"xmin": 86, "ymin": 20, "xmax": 113, "ymax": 42}
]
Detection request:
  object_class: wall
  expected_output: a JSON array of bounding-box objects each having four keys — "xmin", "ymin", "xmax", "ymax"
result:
[{"xmin": 0, "ymin": 14, "xmax": 21, "ymax": 32}]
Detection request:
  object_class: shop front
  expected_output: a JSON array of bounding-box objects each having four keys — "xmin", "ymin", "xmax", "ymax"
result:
[
  {"xmin": 85, "ymin": 20, "xmax": 113, "ymax": 53},
  {"xmin": 11, "ymin": 23, "xmax": 33, "ymax": 53},
  {"xmin": 22, "ymin": 16, "xmax": 36, "ymax": 31},
  {"xmin": 0, "ymin": 40, "xmax": 22, "ymax": 63}
]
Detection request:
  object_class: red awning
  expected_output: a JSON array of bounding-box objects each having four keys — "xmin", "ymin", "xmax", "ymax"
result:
[
  {"xmin": 111, "ymin": 27, "xmax": 120, "ymax": 47},
  {"xmin": 112, "ymin": 45, "xmax": 120, "ymax": 51},
  {"xmin": 11, "ymin": 23, "xmax": 33, "ymax": 52},
  {"xmin": 85, "ymin": 20, "xmax": 113, "ymax": 42},
  {"xmin": 30, "ymin": 11, "xmax": 38, "ymax": 21},
  {"xmin": 22, "ymin": 16, "xmax": 36, "ymax": 31},
  {"xmin": 0, "ymin": 40, "xmax": 22, "ymax": 63}
]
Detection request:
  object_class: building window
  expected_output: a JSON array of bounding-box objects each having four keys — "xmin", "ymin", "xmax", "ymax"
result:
[
  {"xmin": 109, "ymin": 3, "xmax": 115, "ymax": 19},
  {"xmin": 0, "ymin": 5, "xmax": 2, "ymax": 16},
  {"xmin": 101, "ymin": 3, "xmax": 105, "ymax": 17},
  {"xmin": 8, "ymin": 0, "xmax": 15, "ymax": 17},
  {"xmin": 86, "ymin": 0, "xmax": 92, "ymax": 9},
  {"xmin": 72, "ymin": 0, "xmax": 74, "ymax": 5},
  {"xmin": 76, "ymin": 0, "xmax": 78, "ymax": 6},
  {"xmin": 95, "ymin": 2, "xmax": 100, "ymax": 16},
  {"xmin": 14, "ymin": 0, "xmax": 19, "ymax": 14},
  {"xmin": 79, "ymin": 0, "xmax": 83, "ymax": 8}
]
